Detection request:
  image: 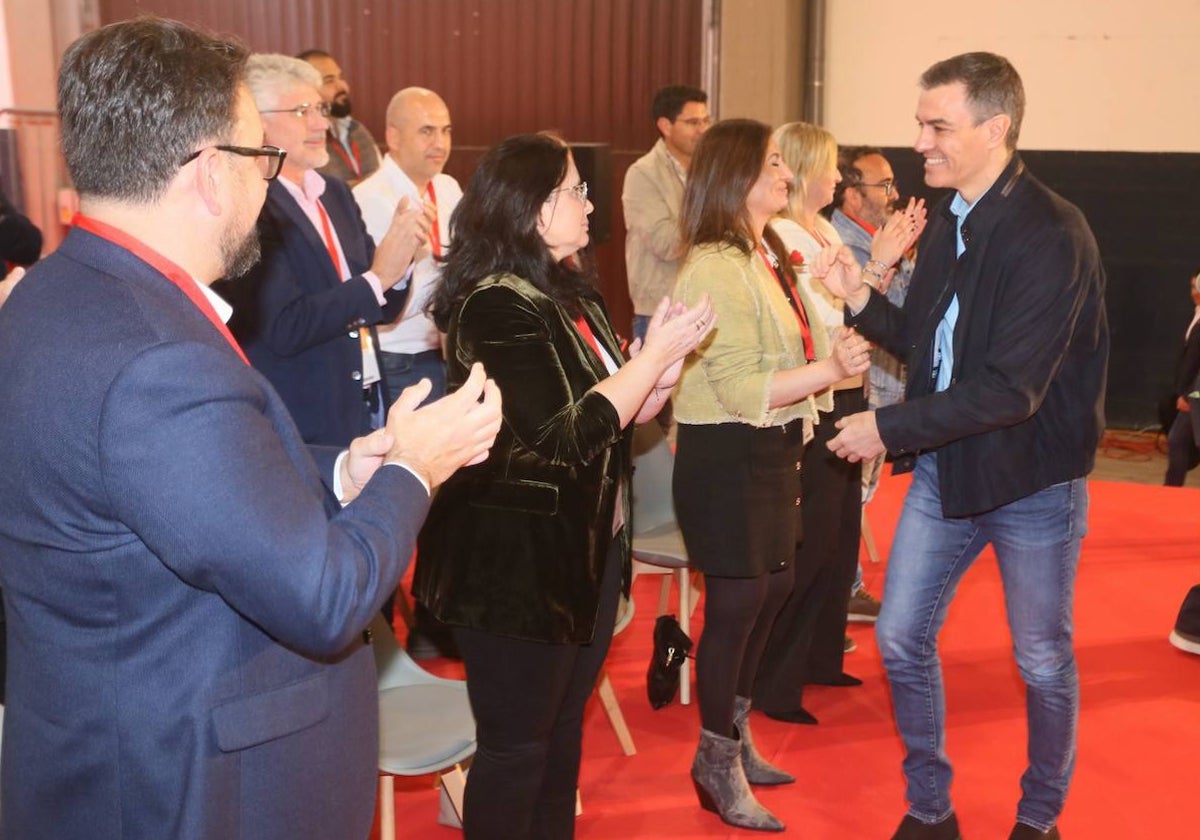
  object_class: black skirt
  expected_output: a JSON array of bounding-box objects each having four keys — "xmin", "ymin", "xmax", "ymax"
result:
[{"xmin": 672, "ymin": 421, "xmax": 805, "ymax": 578}]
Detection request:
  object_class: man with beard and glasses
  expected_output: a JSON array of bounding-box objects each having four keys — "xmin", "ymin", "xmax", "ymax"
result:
[
  {"xmin": 224, "ymin": 54, "xmax": 433, "ymax": 448},
  {"xmin": 299, "ymin": 49, "xmax": 381, "ymax": 186},
  {"xmin": 0, "ymin": 18, "xmax": 502, "ymax": 840}
]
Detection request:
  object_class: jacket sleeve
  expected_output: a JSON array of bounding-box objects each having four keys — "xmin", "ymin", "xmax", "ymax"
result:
[
  {"xmin": 845, "ymin": 286, "xmax": 912, "ymax": 361},
  {"xmin": 875, "ymin": 219, "xmax": 1097, "ymax": 454},
  {"xmin": 455, "ymin": 284, "xmax": 623, "ymax": 466},
  {"xmin": 621, "ymin": 162, "xmax": 683, "ymax": 263},
  {"xmin": 675, "ymin": 252, "xmax": 776, "ymax": 423},
  {"xmin": 98, "ymin": 339, "xmax": 429, "ymax": 657},
  {"xmin": 242, "ymin": 196, "xmax": 389, "ymax": 358}
]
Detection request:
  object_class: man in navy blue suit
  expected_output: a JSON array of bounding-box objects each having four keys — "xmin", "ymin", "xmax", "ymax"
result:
[
  {"xmin": 0, "ymin": 18, "xmax": 501, "ymax": 840},
  {"xmin": 223, "ymin": 53, "xmax": 434, "ymax": 447}
]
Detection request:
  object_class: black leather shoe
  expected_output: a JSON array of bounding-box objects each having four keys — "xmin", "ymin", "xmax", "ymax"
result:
[
  {"xmin": 1008, "ymin": 824, "xmax": 1059, "ymax": 839},
  {"xmin": 889, "ymin": 812, "xmax": 962, "ymax": 840},
  {"xmin": 760, "ymin": 706, "xmax": 818, "ymax": 725}
]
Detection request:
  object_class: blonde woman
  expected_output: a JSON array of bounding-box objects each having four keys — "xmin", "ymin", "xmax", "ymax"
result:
[{"xmin": 752, "ymin": 122, "xmax": 925, "ymax": 724}]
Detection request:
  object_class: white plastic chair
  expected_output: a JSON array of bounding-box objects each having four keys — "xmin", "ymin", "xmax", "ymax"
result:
[
  {"xmin": 630, "ymin": 425, "xmax": 696, "ymax": 705},
  {"xmin": 371, "ymin": 614, "xmax": 475, "ymax": 839}
]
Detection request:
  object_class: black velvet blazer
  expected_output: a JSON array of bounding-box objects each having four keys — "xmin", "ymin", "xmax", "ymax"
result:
[{"xmin": 413, "ymin": 274, "xmax": 633, "ymax": 644}]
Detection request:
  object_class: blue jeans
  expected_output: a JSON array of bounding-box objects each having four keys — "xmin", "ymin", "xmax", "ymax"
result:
[
  {"xmin": 876, "ymin": 453, "xmax": 1087, "ymax": 831},
  {"xmin": 379, "ymin": 348, "xmax": 446, "ymax": 409}
]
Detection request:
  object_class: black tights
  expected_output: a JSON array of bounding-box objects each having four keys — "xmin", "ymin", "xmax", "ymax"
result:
[{"xmin": 695, "ymin": 566, "xmax": 794, "ymax": 737}]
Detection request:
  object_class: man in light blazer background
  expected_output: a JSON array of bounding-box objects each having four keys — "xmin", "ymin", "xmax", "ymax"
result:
[{"xmin": 0, "ymin": 17, "xmax": 501, "ymax": 840}]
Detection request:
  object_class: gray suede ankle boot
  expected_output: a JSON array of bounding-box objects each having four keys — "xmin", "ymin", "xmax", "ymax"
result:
[
  {"xmin": 733, "ymin": 696, "xmax": 795, "ymax": 786},
  {"xmin": 691, "ymin": 727, "xmax": 785, "ymax": 832}
]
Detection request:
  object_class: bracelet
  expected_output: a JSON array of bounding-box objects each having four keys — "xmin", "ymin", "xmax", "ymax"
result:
[
  {"xmin": 865, "ymin": 259, "xmax": 889, "ymax": 273},
  {"xmin": 863, "ymin": 267, "xmax": 884, "ymax": 282}
]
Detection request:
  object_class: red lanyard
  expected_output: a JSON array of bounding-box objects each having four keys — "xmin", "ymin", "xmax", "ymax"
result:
[
  {"xmin": 73, "ymin": 214, "xmax": 249, "ymax": 365},
  {"xmin": 329, "ymin": 132, "xmax": 361, "ymax": 177},
  {"xmin": 315, "ymin": 201, "xmax": 345, "ymax": 278},
  {"xmin": 758, "ymin": 248, "xmax": 815, "ymax": 363},
  {"xmin": 425, "ymin": 181, "xmax": 441, "ymax": 258},
  {"xmin": 573, "ymin": 315, "xmax": 604, "ymax": 361}
]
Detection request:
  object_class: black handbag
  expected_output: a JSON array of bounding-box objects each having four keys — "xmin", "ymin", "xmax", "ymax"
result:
[{"xmin": 646, "ymin": 614, "xmax": 693, "ymax": 709}]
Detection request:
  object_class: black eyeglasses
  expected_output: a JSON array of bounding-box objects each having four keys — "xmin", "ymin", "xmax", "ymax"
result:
[
  {"xmin": 858, "ymin": 179, "xmax": 897, "ymax": 198},
  {"xmin": 180, "ymin": 145, "xmax": 288, "ymax": 181},
  {"xmin": 261, "ymin": 102, "xmax": 332, "ymax": 120}
]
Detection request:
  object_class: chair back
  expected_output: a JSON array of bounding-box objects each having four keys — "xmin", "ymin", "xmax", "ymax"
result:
[
  {"xmin": 631, "ymin": 426, "xmax": 677, "ymax": 536},
  {"xmin": 370, "ymin": 613, "xmax": 463, "ymax": 691}
]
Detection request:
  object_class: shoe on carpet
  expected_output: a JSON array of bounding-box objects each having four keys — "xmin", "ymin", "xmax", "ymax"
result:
[
  {"xmin": 848, "ymin": 588, "xmax": 882, "ymax": 623},
  {"xmin": 889, "ymin": 812, "xmax": 962, "ymax": 840},
  {"xmin": 1008, "ymin": 823, "xmax": 1060, "ymax": 839},
  {"xmin": 1169, "ymin": 628, "xmax": 1200, "ymax": 655},
  {"xmin": 844, "ymin": 635, "xmax": 858, "ymax": 653},
  {"xmin": 1170, "ymin": 584, "xmax": 1200, "ymax": 655}
]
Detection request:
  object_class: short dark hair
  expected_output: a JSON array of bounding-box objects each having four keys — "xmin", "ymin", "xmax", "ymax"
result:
[
  {"xmin": 295, "ymin": 48, "xmax": 331, "ymax": 62},
  {"xmin": 920, "ymin": 52, "xmax": 1024, "ymax": 151},
  {"xmin": 58, "ymin": 16, "xmax": 248, "ymax": 203},
  {"xmin": 652, "ymin": 85, "xmax": 708, "ymax": 124},
  {"xmin": 429, "ymin": 134, "xmax": 596, "ymax": 330},
  {"xmin": 833, "ymin": 145, "xmax": 884, "ymax": 209}
]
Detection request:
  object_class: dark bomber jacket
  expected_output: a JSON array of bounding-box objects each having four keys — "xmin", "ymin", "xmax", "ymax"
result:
[{"xmin": 847, "ymin": 154, "xmax": 1109, "ymax": 518}]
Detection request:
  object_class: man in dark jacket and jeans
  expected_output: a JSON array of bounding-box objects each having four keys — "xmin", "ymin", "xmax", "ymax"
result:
[{"xmin": 814, "ymin": 52, "xmax": 1108, "ymax": 840}]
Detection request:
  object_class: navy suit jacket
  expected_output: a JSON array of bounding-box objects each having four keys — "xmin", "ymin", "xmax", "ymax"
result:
[
  {"xmin": 223, "ymin": 175, "xmax": 408, "ymax": 446},
  {"xmin": 0, "ymin": 227, "xmax": 430, "ymax": 840}
]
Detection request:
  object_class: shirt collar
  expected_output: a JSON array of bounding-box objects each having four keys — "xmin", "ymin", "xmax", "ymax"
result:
[
  {"xmin": 199, "ymin": 281, "xmax": 233, "ymax": 323},
  {"xmin": 654, "ymin": 138, "xmax": 688, "ymax": 183},
  {"xmin": 381, "ymin": 154, "xmax": 420, "ymax": 197},
  {"xmin": 73, "ymin": 214, "xmax": 231, "ymax": 322},
  {"xmin": 842, "ymin": 209, "xmax": 878, "ymax": 236},
  {"xmin": 278, "ymin": 168, "xmax": 328, "ymax": 204}
]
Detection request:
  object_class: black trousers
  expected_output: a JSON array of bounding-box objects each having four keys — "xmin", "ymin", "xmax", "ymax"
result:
[
  {"xmin": 452, "ymin": 539, "xmax": 623, "ymax": 840},
  {"xmin": 753, "ymin": 387, "xmax": 865, "ymax": 712}
]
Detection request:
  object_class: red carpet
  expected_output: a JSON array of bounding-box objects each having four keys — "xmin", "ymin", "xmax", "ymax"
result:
[{"xmin": 375, "ymin": 471, "xmax": 1200, "ymax": 838}]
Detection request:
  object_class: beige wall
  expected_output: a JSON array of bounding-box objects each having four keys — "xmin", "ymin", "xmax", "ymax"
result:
[
  {"xmin": 717, "ymin": 0, "xmax": 806, "ymax": 125},
  {"xmin": 824, "ymin": 0, "xmax": 1200, "ymax": 152}
]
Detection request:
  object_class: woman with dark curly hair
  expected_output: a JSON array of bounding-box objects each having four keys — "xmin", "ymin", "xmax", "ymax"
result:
[{"xmin": 413, "ymin": 133, "xmax": 713, "ymax": 840}]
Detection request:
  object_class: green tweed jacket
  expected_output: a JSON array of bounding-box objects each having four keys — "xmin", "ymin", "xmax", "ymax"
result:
[{"xmin": 672, "ymin": 242, "xmax": 833, "ymax": 427}]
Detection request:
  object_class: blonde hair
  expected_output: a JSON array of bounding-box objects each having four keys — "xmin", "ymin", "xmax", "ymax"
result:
[{"xmin": 772, "ymin": 121, "xmax": 837, "ymax": 219}]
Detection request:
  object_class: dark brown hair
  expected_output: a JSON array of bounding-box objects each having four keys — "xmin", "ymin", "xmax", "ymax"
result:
[{"xmin": 679, "ymin": 118, "xmax": 796, "ymax": 285}]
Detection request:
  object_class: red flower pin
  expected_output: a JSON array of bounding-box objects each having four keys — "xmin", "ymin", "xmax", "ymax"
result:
[{"xmin": 789, "ymin": 250, "xmax": 805, "ymax": 267}]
